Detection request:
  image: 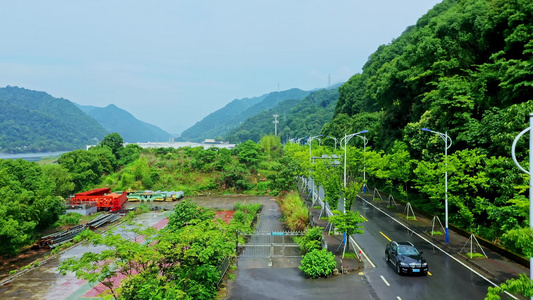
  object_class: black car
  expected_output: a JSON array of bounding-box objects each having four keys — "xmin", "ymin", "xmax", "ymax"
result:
[{"xmin": 385, "ymin": 241, "xmax": 428, "ymax": 275}]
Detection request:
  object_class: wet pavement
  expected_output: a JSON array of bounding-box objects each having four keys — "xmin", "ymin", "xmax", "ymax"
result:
[
  {"xmin": 355, "ymin": 192, "xmax": 531, "ymax": 287},
  {"xmin": 224, "ymin": 195, "xmax": 373, "ymax": 300},
  {"xmin": 0, "ymin": 210, "xmax": 171, "ymax": 300}
]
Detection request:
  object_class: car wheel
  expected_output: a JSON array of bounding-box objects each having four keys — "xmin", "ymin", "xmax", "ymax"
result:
[
  {"xmin": 396, "ymin": 264, "xmax": 402, "ymax": 275},
  {"xmin": 422, "ymin": 271, "xmax": 428, "ymax": 276}
]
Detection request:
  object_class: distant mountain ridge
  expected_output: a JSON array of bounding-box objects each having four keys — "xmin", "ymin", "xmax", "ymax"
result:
[
  {"xmin": 0, "ymin": 86, "xmax": 108, "ymax": 153},
  {"xmin": 0, "ymin": 86, "xmax": 173, "ymax": 153},
  {"xmin": 179, "ymin": 88, "xmax": 311, "ymax": 142},
  {"xmin": 226, "ymin": 87, "xmax": 340, "ymax": 143},
  {"xmin": 76, "ymin": 104, "xmax": 173, "ymax": 143}
]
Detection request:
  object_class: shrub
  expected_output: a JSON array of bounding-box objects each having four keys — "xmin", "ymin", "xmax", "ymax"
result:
[
  {"xmin": 299, "ymin": 249, "xmax": 337, "ymax": 278},
  {"xmin": 295, "ymin": 227, "xmax": 323, "ymax": 254},
  {"xmin": 53, "ymin": 213, "xmax": 82, "ymax": 227}
]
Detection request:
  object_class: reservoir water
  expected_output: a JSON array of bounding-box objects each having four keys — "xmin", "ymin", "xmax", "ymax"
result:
[{"xmin": 0, "ymin": 151, "xmax": 68, "ymax": 162}]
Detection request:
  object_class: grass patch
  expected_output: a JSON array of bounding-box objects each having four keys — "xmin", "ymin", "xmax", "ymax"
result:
[
  {"xmin": 465, "ymin": 252, "xmax": 485, "ymax": 259},
  {"xmin": 430, "ymin": 231, "xmax": 444, "ymax": 235},
  {"xmin": 343, "ymin": 252, "xmax": 358, "ymax": 259},
  {"xmin": 406, "ymin": 216, "xmax": 416, "ymax": 220}
]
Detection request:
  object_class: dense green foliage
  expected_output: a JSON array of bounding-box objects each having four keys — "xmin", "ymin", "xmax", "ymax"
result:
[
  {"xmin": 0, "ymin": 86, "xmax": 108, "ymax": 153},
  {"xmin": 180, "ymin": 88, "xmax": 311, "ymax": 142},
  {"xmin": 294, "ymin": 227, "xmax": 323, "ymax": 254},
  {"xmin": 299, "ymin": 249, "xmax": 337, "ymax": 278},
  {"xmin": 0, "ymin": 159, "xmax": 65, "ymax": 254},
  {"xmin": 316, "ymin": 0, "xmax": 533, "ymax": 256},
  {"xmin": 328, "ymin": 210, "xmax": 365, "ymax": 237},
  {"xmin": 0, "ymin": 132, "xmax": 295, "ymax": 254},
  {"xmin": 226, "ymin": 88, "xmax": 339, "ymax": 143}
]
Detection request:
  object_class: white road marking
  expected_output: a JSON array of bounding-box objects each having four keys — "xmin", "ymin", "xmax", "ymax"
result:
[
  {"xmin": 357, "ymin": 195, "xmax": 518, "ymax": 300},
  {"xmin": 380, "ymin": 275, "xmax": 390, "ymax": 286},
  {"xmin": 349, "ymin": 236, "xmax": 376, "ymax": 268}
]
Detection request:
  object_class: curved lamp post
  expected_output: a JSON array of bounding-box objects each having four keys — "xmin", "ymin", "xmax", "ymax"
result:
[
  {"xmin": 340, "ymin": 130, "xmax": 369, "ymax": 190},
  {"xmin": 325, "ymin": 136, "xmax": 338, "ymax": 150},
  {"xmin": 308, "ymin": 134, "xmax": 323, "ymax": 163},
  {"xmin": 510, "ymin": 114, "xmax": 533, "ymax": 295},
  {"xmin": 421, "ymin": 128, "xmax": 453, "ymax": 244}
]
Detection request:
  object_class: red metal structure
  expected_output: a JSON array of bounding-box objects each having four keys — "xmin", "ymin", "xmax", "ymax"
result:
[{"xmin": 70, "ymin": 188, "xmax": 127, "ymax": 212}]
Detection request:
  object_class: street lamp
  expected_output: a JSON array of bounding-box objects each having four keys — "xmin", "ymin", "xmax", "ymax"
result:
[
  {"xmin": 308, "ymin": 134, "xmax": 323, "ymax": 163},
  {"xmin": 340, "ymin": 130, "xmax": 369, "ymax": 189},
  {"xmin": 421, "ymin": 128, "xmax": 453, "ymax": 244},
  {"xmin": 510, "ymin": 114, "xmax": 533, "ymax": 296},
  {"xmin": 355, "ymin": 134, "xmax": 368, "ymax": 182}
]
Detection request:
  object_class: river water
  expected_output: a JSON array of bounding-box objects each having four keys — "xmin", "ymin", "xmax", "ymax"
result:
[{"xmin": 0, "ymin": 151, "xmax": 68, "ymax": 162}]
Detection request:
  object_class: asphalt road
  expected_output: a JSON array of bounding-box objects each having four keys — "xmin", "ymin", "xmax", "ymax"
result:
[{"xmin": 351, "ymin": 194, "xmax": 520, "ymax": 300}]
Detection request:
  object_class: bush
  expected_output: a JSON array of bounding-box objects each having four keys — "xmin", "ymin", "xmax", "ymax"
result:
[
  {"xmin": 300, "ymin": 249, "xmax": 337, "ymax": 278},
  {"xmin": 54, "ymin": 213, "xmax": 82, "ymax": 227},
  {"xmin": 295, "ymin": 227, "xmax": 323, "ymax": 254}
]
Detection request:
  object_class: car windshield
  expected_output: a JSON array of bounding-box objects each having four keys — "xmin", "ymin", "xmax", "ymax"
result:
[{"xmin": 398, "ymin": 245, "xmax": 419, "ymax": 255}]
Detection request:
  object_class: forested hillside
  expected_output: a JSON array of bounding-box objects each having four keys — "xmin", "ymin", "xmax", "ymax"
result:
[
  {"xmin": 179, "ymin": 88, "xmax": 311, "ymax": 142},
  {"xmin": 0, "ymin": 86, "xmax": 108, "ymax": 153},
  {"xmin": 318, "ymin": 0, "xmax": 532, "ymax": 251},
  {"xmin": 226, "ymin": 88, "xmax": 340, "ymax": 143},
  {"xmin": 76, "ymin": 104, "xmax": 173, "ymax": 143}
]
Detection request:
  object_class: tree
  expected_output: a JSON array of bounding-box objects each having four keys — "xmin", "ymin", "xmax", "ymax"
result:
[
  {"xmin": 166, "ymin": 200, "xmax": 216, "ymax": 230},
  {"xmin": 101, "ymin": 133, "xmax": 124, "ymax": 157},
  {"xmin": 485, "ymin": 273, "xmax": 533, "ymax": 300},
  {"xmin": 40, "ymin": 164, "xmax": 75, "ymax": 199},
  {"xmin": 328, "ymin": 209, "xmax": 365, "ymax": 251},
  {"xmin": 58, "ymin": 150, "xmax": 102, "ymax": 192},
  {"xmin": 0, "ymin": 159, "xmax": 64, "ymax": 254},
  {"xmin": 233, "ymin": 140, "xmax": 262, "ymax": 169}
]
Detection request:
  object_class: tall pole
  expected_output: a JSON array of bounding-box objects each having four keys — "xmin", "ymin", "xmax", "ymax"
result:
[
  {"xmin": 444, "ymin": 131, "xmax": 449, "ymax": 244},
  {"xmin": 344, "ymin": 133, "xmax": 347, "ymax": 188},
  {"xmin": 422, "ymin": 128, "xmax": 452, "ymax": 243},
  {"xmin": 511, "ymin": 114, "xmax": 533, "ymax": 297},
  {"xmin": 308, "ymin": 135, "xmax": 322, "ymax": 163},
  {"xmin": 529, "ymin": 114, "xmax": 533, "ymax": 294}
]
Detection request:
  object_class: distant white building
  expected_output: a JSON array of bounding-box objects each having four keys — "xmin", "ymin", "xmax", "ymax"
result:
[{"xmin": 124, "ymin": 141, "xmax": 236, "ymax": 150}]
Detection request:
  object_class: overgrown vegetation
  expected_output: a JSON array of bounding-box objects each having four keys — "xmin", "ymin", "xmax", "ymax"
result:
[
  {"xmin": 294, "ymin": 227, "xmax": 323, "ymax": 254},
  {"xmin": 59, "ymin": 201, "xmax": 262, "ymax": 299},
  {"xmin": 277, "ymin": 191, "xmax": 309, "ymax": 231}
]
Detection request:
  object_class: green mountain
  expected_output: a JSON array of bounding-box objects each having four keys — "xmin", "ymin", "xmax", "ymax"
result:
[
  {"xmin": 179, "ymin": 88, "xmax": 311, "ymax": 142},
  {"xmin": 76, "ymin": 104, "xmax": 173, "ymax": 143},
  {"xmin": 0, "ymin": 86, "xmax": 108, "ymax": 153},
  {"xmin": 320, "ymin": 0, "xmax": 533, "ymax": 247},
  {"xmin": 226, "ymin": 88, "xmax": 340, "ymax": 143}
]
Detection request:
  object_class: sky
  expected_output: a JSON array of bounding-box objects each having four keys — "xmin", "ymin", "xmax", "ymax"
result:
[{"xmin": 0, "ymin": 1, "xmax": 442, "ymax": 135}]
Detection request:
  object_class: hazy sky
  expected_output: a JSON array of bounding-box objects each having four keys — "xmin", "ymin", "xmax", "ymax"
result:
[{"xmin": 0, "ymin": 1, "xmax": 442, "ymax": 135}]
